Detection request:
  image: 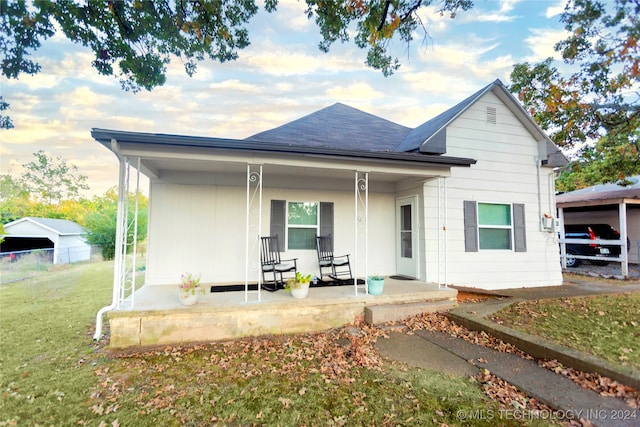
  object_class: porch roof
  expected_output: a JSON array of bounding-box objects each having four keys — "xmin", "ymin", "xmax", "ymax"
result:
[{"xmin": 91, "ymin": 128, "xmax": 477, "ymax": 170}]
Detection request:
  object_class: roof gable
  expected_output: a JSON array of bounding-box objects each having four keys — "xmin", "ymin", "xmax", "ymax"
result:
[
  {"xmin": 394, "ymin": 87, "xmax": 484, "ymax": 153},
  {"xmin": 245, "ymin": 103, "xmax": 412, "ymax": 152},
  {"xmin": 394, "ymin": 79, "xmax": 568, "ymax": 167}
]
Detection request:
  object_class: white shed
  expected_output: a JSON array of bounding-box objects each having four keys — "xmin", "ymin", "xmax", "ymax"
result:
[{"xmin": 2, "ymin": 217, "xmax": 92, "ymax": 264}]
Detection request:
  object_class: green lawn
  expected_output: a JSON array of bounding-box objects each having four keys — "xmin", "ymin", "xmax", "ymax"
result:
[
  {"xmin": 0, "ymin": 262, "xmax": 114, "ymax": 426},
  {"xmin": 1, "ymin": 261, "xmax": 553, "ymax": 426},
  {"xmin": 491, "ymin": 293, "xmax": 640, "ymax": 369}
]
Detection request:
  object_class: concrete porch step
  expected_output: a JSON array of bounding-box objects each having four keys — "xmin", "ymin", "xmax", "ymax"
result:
[{"xmin": 365, "ymin": 299, "xmax": 457, "ymax": 324}]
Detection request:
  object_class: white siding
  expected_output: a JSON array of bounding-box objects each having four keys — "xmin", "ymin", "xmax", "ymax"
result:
[
  {"xmin": 145, "ymin": 182, "xmax": 396, "ymax": 286},
  {"xmin": 57, "ymin": 235, "xmax": 91, "ymax": 263},
  {"xmin": 425, "ymin": 92, "xmax": 563, "ymax": 290}
]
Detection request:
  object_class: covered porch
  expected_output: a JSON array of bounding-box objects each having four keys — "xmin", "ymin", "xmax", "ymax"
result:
[
  {"xmin": 108, "ymin": 277, "xmax": 457, "ymax": 349},
  {"xmin": 89, "ymin": 128, "xmax": 474, "ymax": 346}
]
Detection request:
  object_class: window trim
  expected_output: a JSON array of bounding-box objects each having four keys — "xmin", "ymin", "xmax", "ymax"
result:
[
  {"xmin": 464, "ymin": 200, "xmax": 526, "ymax": 252},
  {"xmin": 476, "ymin": 202, "xmax": 514, "ymax": 251},
  {"xmin": 286, "ymin": 201, "xmax": 320, "ymax": 250},
  {"xmin": 270, "ymin": 200, "xmax": 334, "ymax": 253}
]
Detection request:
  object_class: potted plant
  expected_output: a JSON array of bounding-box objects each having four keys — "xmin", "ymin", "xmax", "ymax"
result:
[
  {"xmin": 178, "ymin": 272, "xmax": 203, "ymax": 306},
  {"xmin": 367, "ymin": 275, "xmax": 384, "ymax": 295},
  {"xmin": 285, "ymin": 272, "xmax": 312, "ymax": 299}
]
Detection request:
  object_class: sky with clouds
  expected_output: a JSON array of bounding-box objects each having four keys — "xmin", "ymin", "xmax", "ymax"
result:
[{"xmin": 1, "ymin": 0, "xmax": 569, "ymax": 196}]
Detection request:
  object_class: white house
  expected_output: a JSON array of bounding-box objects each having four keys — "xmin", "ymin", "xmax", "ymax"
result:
[
  {"xmin": 91, "ymin": 79, "xmax": 569, "ymax": 347},
  {"xmin": 2, "ymin": 217, "xmax": 92, "ymax": 264}
]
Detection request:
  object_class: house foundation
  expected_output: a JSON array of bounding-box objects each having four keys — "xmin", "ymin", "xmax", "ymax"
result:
[{"xmin": 107, "ymin": 278, "xmax": 456, "ymax": 349}]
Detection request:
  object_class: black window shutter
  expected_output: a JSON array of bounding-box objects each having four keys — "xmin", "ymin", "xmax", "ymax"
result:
[
  {"xmin": 319, "ymin": 202, "xmax": 334, "ymax": 248},
  {"xmin": 270, "ymin": 200, "xmax": 286, "ymax": 252},
  {"xmin": 463, "ymin": 201, "xmax": 478, "ymax": 252},
  {"xmin": 513, "ymin": 203, "xmax": 527, "ymax": 252}
]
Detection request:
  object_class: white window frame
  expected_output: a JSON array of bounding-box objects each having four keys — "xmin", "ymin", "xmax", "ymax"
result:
[
  {"xmin": 477, "ymin": 202, "xmax": 514, "ymax": 251},
  {"xmin": 286, "ymin": 201, "xmax": 319, "ymax": 250}
]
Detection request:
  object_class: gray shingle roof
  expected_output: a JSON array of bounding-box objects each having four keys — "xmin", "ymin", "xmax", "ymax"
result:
[
  {"xmin": 394, "ymin": 85, "xmax": 488, "ymax": 153},
  {"xmin": 245, "ymin": 103, "xmax": 412, "ymax": 152},
  {"xmin": 23, "ymin": 217, "xmax": 86, "ymax": 235},
  {"xmin": 556, "ymin": 176, "xmax": 640, "ymax": 205}
]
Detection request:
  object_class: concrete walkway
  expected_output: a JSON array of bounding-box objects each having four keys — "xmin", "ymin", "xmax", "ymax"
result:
[{"xmin": 375, "ymin": 278, "xmax": 640, "ymax": 427}]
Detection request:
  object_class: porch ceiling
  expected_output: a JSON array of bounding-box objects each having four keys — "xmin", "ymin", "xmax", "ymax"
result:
[{"xmin": 143, "ymin": 157, "xmax": 430, "ymax": 184}]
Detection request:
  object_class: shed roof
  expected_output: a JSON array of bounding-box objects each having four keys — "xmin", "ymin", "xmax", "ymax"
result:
[
  {"xmin": 556, "ymin": 176, "xmax": 640, "ymax": 207},
  {"xmin": 4, "ymin": 217, "xmax": 87, "ymax": 236}
]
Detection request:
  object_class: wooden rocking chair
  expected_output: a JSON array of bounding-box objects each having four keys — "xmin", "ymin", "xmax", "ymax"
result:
[
  {"xmin": 315, "ymin": 235, "xmax": 352, "ymax": 283},
  {"xmin": 260, "ymin": 235, "xmax": 297, "ymax": 291}
]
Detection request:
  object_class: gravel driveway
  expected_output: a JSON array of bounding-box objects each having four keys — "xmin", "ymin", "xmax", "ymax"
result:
[{"xmin": 567, "ymin": 262, "xmax": 640, "ymax": 280}]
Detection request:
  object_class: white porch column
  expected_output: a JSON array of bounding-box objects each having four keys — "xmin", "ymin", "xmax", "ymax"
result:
[
  {"xmin": 619, "ymin": 202, "xmax": 629, "ymax": 278},
  {"xmin": 558, "ymin": 207, "xmax": 566, "ymax": 269},
  {"xmin": 354, "ymin": 172, "xmax": 368, "ymax": 295},
  {"xmin": 245, "ymin": 164, "xmax": 263, "ymax": 303},
  {"xmin": 114, "ymin": 156, "xmax": 141, "ymax": 310}
]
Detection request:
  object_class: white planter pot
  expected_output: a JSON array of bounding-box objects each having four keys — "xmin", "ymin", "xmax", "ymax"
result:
[
  {"xmin": 179, "ymin": 288, "xmax": 200, "ymax": 306},
  {"xmin": 290, "ymin": 284, "xmax": 309, "ymax": 299}
]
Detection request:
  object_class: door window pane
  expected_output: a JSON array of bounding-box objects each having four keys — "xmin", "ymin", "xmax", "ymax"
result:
[{"xmin": 400, "ymin": 205, "xmax": 413, "ymax": 258}]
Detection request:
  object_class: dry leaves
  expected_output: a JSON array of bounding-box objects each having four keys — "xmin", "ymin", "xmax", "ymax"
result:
[{"xmin": 89, "ymin": 310, "xmax": 639, "ymax": 425}]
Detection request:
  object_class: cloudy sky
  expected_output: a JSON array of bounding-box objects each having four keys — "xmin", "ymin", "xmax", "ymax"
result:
[{"xmin": 1, "ymin": 0, "xmax": 568, "ymax": 196}]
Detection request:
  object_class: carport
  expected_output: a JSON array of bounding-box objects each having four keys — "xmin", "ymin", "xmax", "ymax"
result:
[{"xmin": 556, "ymin": 177, "xmax": 640, "ymax": 278}]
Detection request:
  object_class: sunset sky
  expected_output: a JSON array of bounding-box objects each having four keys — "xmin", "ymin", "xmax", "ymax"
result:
[{"xmin": 1, "ymin": 0, "xmax": 568, "ymax": 196}]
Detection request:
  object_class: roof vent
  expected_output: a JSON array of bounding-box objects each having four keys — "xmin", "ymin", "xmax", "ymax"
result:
[{"xmin": 486, "ymin": 106, "xmax": 497, "ymax": 125}]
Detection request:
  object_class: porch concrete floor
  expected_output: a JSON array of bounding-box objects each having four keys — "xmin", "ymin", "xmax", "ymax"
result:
[{"xmin": 107, "ymin": 278, "xmax": 457, "ymax": 349}]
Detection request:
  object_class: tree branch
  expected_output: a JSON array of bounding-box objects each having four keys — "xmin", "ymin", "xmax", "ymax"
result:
[{"xmin": 377, "ymin": 1, "xmax": 392, "ymax": 31}]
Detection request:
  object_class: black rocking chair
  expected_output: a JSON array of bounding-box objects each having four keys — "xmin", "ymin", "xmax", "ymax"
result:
[
  {"xmin": 316, "ymin": 235, "xmax": 352, "ymax": 282},
  {"xmin": 260, "ymin": 235, "xmax": 297, "ymax": 291}
]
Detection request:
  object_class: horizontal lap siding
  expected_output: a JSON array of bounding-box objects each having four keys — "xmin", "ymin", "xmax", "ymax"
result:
[
  {"xmin": 146, "ymin": 183, "xmax": 397, "ymax": 286},
  {"xmin": 425, "ymin": 92, "xmax": 562, "ymax": 290}
]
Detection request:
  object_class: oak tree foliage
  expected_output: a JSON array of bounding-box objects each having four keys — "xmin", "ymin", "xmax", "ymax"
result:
[
  {"xmin": 1, "ymin": 0, "xmax": 472, "ymax": 91},
  {"xmin": 509, "ymin": 0, "xmax": 639, "ymax": 189}
]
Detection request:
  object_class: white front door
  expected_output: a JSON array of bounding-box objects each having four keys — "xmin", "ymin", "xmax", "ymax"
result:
[{"xmin": 396, "ymin": 196, "xmax": 419, "ymax": 278}]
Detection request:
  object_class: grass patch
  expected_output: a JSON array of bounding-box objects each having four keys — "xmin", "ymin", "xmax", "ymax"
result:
[
  {"xmin": 0, "ymin": 261, "xmax": 114, "ymax": 426},
  {"xmin": 1, "ymin": 261, "xmax": 554, "ymax": 426},
  {"xmin": 491, "ymin": 293, "xmax": 640, "ymax": 369},
  {"xmin": 94, "ymin": 338, "xmax": 550, "ymax": 426}
]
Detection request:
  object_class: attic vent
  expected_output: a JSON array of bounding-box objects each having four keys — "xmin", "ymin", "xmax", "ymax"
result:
[{"xmin": 486, "ymin": 106, "xmax": 497, "ymax": 125}]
